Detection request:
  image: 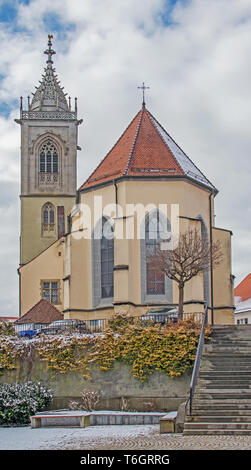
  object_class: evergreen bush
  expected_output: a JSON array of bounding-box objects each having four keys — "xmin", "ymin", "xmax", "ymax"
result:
[{"xmin": 0, "ymin": 381, "xmax": 53, "ymax": 426}]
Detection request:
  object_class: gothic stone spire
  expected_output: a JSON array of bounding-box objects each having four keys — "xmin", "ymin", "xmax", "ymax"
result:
[{"xmin": 30, "ymin": 35, "xmax": 69, "ymax": 113}]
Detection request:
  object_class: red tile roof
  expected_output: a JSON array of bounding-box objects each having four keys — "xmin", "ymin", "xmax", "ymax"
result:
[
  {"xmin": 14, "ymin": 299, "xmax": 63, "ymax": 325},
  {"xmin": 80, "ymin": 106, "xmax": 216, "ymax": 192},
  {"xmin": 234, "ymin": 274, "xmax": 251, "ymax": 302}
]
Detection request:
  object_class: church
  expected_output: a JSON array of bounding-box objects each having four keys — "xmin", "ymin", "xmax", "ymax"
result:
[{"xmin": 16, "ymin": 36, "xmax": 234, "ymax": 326}]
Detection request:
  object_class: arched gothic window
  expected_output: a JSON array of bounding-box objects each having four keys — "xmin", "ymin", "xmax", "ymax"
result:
[
  {"xmin": 92, "ymin": 216, "xmax": 114, "ymax": 308},
  {"xmin": 140, "ymin": 209, "xmax": 173, "ymax": 303},
  {"xmin": 39, "ymin": 140, "xmax": 58, "ymax": 174},
  {"xmin": 145, "ymin": 211, "xmax": 165, "ymax": 295},
  {"xmin": 42, "ymin": 202, "xmax": 55, "ymax": 233},
  {"xmin": 101, "ymin": 217, "xmax": 114, "ymax": 299}
]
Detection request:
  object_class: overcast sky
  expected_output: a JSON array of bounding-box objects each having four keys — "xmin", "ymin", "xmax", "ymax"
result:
[{"xmin": 0, "ymin": 0, "xmax": 251, "ymax": 316}]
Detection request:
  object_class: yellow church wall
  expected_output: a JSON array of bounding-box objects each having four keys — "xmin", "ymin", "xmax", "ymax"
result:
[
  {"xmin": 212, "ymin": 227, "xmax": 234, "ymax": 324},
  {"xmin": 68, "ymin": 236, "xmax": 92, "ymax": 311},
  {"xmin": 20, "ymin": 195, "xmax": 75, "ymax": 265},
  {"xmin": 63, "ymin": 178, "xmax": 223, "ymax": 322},
  {"xmin": 19, "ymin": 238, "xmax": 65, "ymax": 316}
]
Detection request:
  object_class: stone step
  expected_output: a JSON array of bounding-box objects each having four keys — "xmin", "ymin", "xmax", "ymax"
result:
[
  {"xmin": 201, "ymin": 366, "xmax": 251, "ymax": 371},
  {"xmin": 203, "ymin": 365, "xmax": 251, "ymax": 370},
  {"xmin": 184, "ymin": 422, "xmax": 251, "ymax": 430},
  {"xmin": 202, "ymin": 361, "xmax": 251, "ymax": 367},
  {"xmin": 211, "ymin": 334, "xmax": 251, "ymax": 338},
  {"xmin": 191, "ymin": 410, "xmax": 251, "ymax": 416},
  {"xmin": 184, "ymin": 325, "xmax": 251, "ymax": 435},
  {"xmin": 211, "ymin": 325, "xmax": 251, "ymax": 332},
  {"xmin": 198, "ymin": 376, "xmax": 251, "ymax": 382},
  {"xmin": 194, "ymin": 393, "xmax": 251, "ymax": 400},
  {"xmin": 197, "ymin": 383, "xmax": 251, "ymax": 388},
  {"xmin": 212, "ymin": 336, "xmax": 251, "ymax": 340},
  {"xmin": 186, "ymin": 415, "xmax": 251, "ymax": 422},
  {"xmin": 212, "ymin": 332, "xmax": 251, "ymax": 336},
  {"xmin": 212, "ymin": 325, "xmax": 251, "ymax": 330},
  {"xmin": 197, "ymin": 383, "xmax": 251, "ymax": 389},
  {"xmin": 192, "ymin": 405, "xmax": 251, "ymax": 413},
  {"xmin": 210, "ymin": 341, "xmax": 251, "ymax": 345},
  {"xmin": 203, "ymin": 353, "xmax": 251, "ymax": 358},
  {"xmin": 207, "ymin": 340, "xmax": 251, "ymax": 344},
  {"xmin": 196, "ymin": 388, "xmax": 251, "ymax": 393},
  {"xmin": 207, "ymin": 350, "xmax": 251, "ymax": 354},
  {"xmin": 183, "ymin": 429, "xmax": 251, "ymax": 435},
  {"xmin": 205, "ymin": 350, "xmax": 251, "ymax": 355},
  {"xmin": 203, "ymin": 356, "xmax": 251, "ymax": 360},
  {"xmin": 211, "ymin": 337, "xmax": 251, "ymax": 341},
  {"xmin": 192, "ymin": 400, "xmax": 251, "ymax": 407},
  {"xmin": 199, "ymin": 371, "xmax": 251, "ymax": 377},
  {"xmin": 211, "ymin": 342, "xmax": 251, "ymax": 345}
]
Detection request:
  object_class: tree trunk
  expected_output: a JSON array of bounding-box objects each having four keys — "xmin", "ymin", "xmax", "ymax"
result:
[{"xmin": 178, "ymin": 284, "xmax": 184, "ymax": 321}]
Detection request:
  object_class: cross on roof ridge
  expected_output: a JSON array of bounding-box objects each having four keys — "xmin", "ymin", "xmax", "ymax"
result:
[{"xmin": 138, "ymin": 82, "xmax": 150, "ymax": 107}]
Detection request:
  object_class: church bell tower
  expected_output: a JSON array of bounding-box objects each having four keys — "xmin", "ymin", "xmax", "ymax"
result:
[{"xmin": 16, "ymin": 35, "xmax": 82, "ymax": 266}]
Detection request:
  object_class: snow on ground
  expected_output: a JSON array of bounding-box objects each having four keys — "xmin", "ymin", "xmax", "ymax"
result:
[
  {"xmin": 0, "ymin": 424, "xmax": 157, "ymax": 450},
  {"xmin": 2, "ymin": 425, "xmax": 251, "ymax": 451}
]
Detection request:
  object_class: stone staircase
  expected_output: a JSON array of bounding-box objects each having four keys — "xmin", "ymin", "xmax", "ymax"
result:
[{"xmin": 183, "ymin": 325, "xmax": 251, "ymax": 435}]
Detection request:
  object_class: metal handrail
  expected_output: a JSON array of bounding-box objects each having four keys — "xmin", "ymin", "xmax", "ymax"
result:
[{"xmin": 186, "ymin": 303, "xmax": 208, "ymax": 416}]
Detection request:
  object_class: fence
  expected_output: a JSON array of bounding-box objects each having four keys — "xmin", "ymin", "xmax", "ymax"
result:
[{"xmin": 83, "ymin": 311, "xmax": 205, "ymax": 333}]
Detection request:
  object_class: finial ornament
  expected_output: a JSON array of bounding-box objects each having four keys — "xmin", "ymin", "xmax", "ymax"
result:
[
  {"xmin": 44, "ymin": 34, "xmax": 56, "ymax": 65},
  {"xmin": 138, "ymin": 82, "xmax": 150, "ymax": 107}
]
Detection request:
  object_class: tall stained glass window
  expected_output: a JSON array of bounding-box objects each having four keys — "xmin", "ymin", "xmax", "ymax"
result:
[{"xmin": 101, "ymin": 217, "xmax": 114, "ymax": 299}]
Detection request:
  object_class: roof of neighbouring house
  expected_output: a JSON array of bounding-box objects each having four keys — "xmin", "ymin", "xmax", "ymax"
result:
[
  {"xmin": 80, "ymin": 105, "xmax": 217, "ymax": 193},
  {"xmin": 234, "ymin": 273, "xmax": 251, "ymax": 302},
  {"xmin": 0, "ymin": 316, "xmax": 19, "ymax": 322},
  {"xmin": 14, "ymin": 299, "xmax": 63, "ymax": 325}
]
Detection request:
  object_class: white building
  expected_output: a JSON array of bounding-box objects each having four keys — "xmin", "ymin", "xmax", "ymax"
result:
[{"xmin": 234, "ymin": 274, "xmax": 251, "ymax": 324}]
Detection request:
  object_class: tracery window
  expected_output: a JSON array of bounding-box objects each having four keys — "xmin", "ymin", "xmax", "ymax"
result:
[
  {"xmin": 145, "ymin": 211, "xmax": 165, "ymax": 295},
  {"xmin": 101, "ymin": 217, "xmax": 114, "ymax": 299},
  {"xmin": 39, "ymin": 140, "xmax": 58, "ymax": 174},
  {"xmin": 42, "ymin": 202, "xmax": 55, "ymax": 232}
]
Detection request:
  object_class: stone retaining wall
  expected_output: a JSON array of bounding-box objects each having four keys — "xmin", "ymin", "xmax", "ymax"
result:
[{"xmin": 0, "ymin": 354, "xmax": 191, "ymax": 411}]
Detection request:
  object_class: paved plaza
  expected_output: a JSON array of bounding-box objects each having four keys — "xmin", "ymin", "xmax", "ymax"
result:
[{"xmin": 1, "ymin": 425, "xmax": 251, "ymax": 451}]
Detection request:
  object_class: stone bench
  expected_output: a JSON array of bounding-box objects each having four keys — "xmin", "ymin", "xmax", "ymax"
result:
[
  {"xmin": 30, "ymin": 413, "xmax": 91, "ymax": 429},
  {"xmin": 90, "ymin": 412, "xmax": 166, "ymax": 426},
  {"xmin": 159, "ymin": 411, "xmax": 178, "ymax": 433}
]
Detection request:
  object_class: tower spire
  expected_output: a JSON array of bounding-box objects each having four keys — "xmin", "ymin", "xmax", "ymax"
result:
[
  {"xmin": 44, "ymin": 34, "xmax": 56, "ymax": 66},
  {"xmin": 18, "ymin": 35, "xmax": 78, "ymax": 119},
  {"xmin": 28, "ymin": 35, "xmax": 70, "ymax": 113}
]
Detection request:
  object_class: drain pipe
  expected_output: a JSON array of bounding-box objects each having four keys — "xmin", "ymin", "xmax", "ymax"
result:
[
  {"xmin": 113, "ymin": 179, "xmax": 118, "ymax": 217},
  {"xmin": 209, "ymin": 192, "xmax": 214, "ymax": 325}
]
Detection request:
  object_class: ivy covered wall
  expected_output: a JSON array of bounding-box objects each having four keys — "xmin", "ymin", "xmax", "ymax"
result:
[{"xmin": 0, "ymin": 316, "xmax": 210, "ymax": 411}]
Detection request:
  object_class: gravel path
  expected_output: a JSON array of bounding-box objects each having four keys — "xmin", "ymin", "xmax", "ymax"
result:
[{"xmin": 1, "ymin": 425, "xmax": 251, "ymax": 450}]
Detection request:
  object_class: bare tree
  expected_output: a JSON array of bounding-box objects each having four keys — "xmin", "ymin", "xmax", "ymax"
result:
[{"xmin": 149, "ymin": 228, "xmax": 223, "ymax": 320}]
